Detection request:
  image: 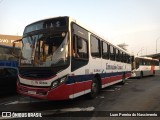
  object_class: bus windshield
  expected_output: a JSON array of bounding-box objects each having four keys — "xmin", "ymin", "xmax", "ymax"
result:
[{"xmin": 21, "ymin": 32, "xmax": 69, "ymax": 67}]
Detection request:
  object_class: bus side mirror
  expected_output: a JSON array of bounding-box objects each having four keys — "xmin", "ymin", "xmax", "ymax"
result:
[
  {"xmin": 12, "ymin": 39, "xmax": 22, "ymax": 58},
  {"xmin": 77, "ymin": 37, "xmax": 83, "ymax": 49}
]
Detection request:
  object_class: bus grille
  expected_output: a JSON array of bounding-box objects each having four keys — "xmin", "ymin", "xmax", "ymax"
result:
[{"xmin": 19, "ymin": 68, "xmax": 56, "ymax": 79}]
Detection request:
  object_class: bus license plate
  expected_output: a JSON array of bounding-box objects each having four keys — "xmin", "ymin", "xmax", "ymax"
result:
[{"xmin": 28, "ymin": 91, "xmax": 36, "ymax": 95}]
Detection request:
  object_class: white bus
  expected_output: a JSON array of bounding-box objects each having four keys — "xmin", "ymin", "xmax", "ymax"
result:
[
  {"xmin": 14, "ymin": 16, "xmax": 132, "ymax": 100},
  {"xmin": 131, "ymin": 57, "xmax": 159, "ymax": 78}
]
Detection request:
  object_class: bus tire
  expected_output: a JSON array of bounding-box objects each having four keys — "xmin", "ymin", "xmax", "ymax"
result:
[
  {"xmin": 120, "ymin": 73, "xmax": 126, "ymax": 85},
  {"xmin": 88, "ymin": 77, "xmax": 99, "ymax": 99},
  {"xmin": 140, "ymin": 71, "xmax": 143, "ymax": 79},
  {"xmin": 153, "ymin": 70, "xmax": 155, "ymax": 76}
]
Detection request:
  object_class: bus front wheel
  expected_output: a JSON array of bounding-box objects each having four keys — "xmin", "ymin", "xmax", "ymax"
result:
[{"xmin": 88, "ymin": 77, "xmax": 99, "ymax": 99}]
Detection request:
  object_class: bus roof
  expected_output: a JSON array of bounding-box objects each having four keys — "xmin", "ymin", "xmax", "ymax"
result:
[
  {"xmin": 135, "ymin": 56, "xmax": 159, "ymax": 61},
  {"xmin": 24, "ymin": 16, "xmax": 132, "ymax": 56},
  {"xmin": 69, "ymin": 17, "xmax": 132, "ymax": 55}
]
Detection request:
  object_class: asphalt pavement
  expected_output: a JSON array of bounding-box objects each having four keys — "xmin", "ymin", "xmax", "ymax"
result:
[{"xmin": 0, "ymin": 72, "xmax": 160, "ymax": 120}]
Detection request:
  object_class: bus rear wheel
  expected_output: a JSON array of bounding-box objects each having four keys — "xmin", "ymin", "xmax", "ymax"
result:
[
  {"xmin": 140, "ymin": 71, "xmax": 143, "ymax": 79},
  {"xmin": 120, "ymin": 73, "xmax": 126, "ymax": 85},
  {"xmin": 88, "ymin": 77, "xmax": 99, "ymax": 99},
  {"xmin": 153, "ymin": 70, "xmax": 155, "ymax": 76}
]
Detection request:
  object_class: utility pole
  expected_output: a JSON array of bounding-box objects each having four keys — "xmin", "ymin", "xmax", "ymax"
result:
[
  {"xmin": 156, "ymin": 37, "xmax": 160, "ymax": 54},
  {"xmin": 137, "ymin": 48, "xmax": 144, "ymax": 56},
  {"xmin": 156, "ymin": 39, "xmax": 157, "ymax": 54}
]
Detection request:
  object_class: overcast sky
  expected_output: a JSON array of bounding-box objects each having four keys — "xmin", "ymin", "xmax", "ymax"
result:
[{"xmin": 0, "ymin": 0, "xmax": 160, "ymax": 55}]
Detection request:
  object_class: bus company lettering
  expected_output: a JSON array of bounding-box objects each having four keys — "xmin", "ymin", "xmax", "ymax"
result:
[{"xmin": 106, "ymin": 63, "xmax": 123, "ymax": 70}]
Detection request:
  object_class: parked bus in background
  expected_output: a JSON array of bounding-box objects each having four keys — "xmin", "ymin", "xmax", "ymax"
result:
[
  {"xmin": 13, "ymin": 16, "xmax": 132, "ymax": 100},
  {"xmin": 131, "ymin": 57, "xmax": 159, "ymax": 78},
  {"xmin": 0, "ymin": 44, "xmax": 21, "ymax": 68},
  {"xmin": 0, "ymin": 45, "xmax": 20, "ymax": 94}
]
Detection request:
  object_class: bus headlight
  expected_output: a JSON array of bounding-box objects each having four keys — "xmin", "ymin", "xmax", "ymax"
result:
[
  {"xmin": 51, "ymin": 81, "xmax": 59, "ymax": 89},
  {"xmin": 51, "ymin": 76, "xmax": 67, "ymax": 89},
  {"xmin": 59, "ymin": 77, "xmax": 66, "ymax": 84}
]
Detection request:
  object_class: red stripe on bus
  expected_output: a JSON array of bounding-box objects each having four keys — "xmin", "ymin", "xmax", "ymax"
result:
[
  {"xmin": 17, "ymin": 73, "xmax": 132, "ymax": 100},
  {"xmin": 102, "ymin": 75, "xmax": 122, "ymax": 85}
]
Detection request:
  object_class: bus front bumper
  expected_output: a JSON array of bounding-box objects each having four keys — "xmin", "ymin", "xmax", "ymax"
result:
[{"xmin": 17, "ymin": 83, "xmax": 71, "ymax": 100}]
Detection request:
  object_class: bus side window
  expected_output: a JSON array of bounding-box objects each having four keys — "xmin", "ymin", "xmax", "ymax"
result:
[
  {"xmin": 136, "ymin": 60, "xmax": 139, "ymax": 69},
  {"xmin": 72, "ymin": 35, "xmax": 78, "ymax": 58},
  {"xmin": 77, "ymin": 37, "xmax": 88, "ymax": 59},
  {"xmin": 73, "ymin": 35, "xmax": 88, "ymax": 59},
  {"xmin": 115, "ymin": 49, "xmax": 120, "ymax": 62},
  {"xmin": 124, "ymin": 54, "xmax": 126, "ymax": 63},
  {"xmin": 110, "ymin": 45, "xmax": 115, "ymax": 60},
  {"xmin": 121, "ymin": 52, "xmax": 124, "ymax": 62},
  {"xmin": 119, "ymin": 51, "xmax": 122, "ymax": 62},
  {"xmin": 102, "ymin": 41, "xmax": 109, "ymax": 59},
  {"xmin": 71, "ymin": 34, "xmax": 89, "ymax": 72},
  {"xmin": 90, "ymin": 35, "xmax": 101, "ymax": 58}
]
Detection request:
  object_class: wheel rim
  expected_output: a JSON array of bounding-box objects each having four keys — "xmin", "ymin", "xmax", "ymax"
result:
[
  {"xmin": 88, "ymin": 78, "xmax": 100, "ymax": 98},
  {"xmin": 91, "ymin": 80, "xmax": 98, "ymax": 93}
]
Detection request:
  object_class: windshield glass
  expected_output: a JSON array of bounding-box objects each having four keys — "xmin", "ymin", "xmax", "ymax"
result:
[{"xmin": 20, "ymin": 32, "xmax": 69, "ymax": 67}]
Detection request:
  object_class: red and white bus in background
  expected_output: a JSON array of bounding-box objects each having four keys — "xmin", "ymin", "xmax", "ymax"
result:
[
  {"xmin": 14, "ymin": 16, "xmax": 132, "ymax": 100},
  {"xmin": 131, "ymin": 57, "xmax": 159, "ymax": 78}
]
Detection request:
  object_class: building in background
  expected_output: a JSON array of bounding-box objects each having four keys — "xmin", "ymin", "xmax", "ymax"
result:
[
  {"xmin": 0, "ymin": 34, "xmax": 22, "ymax": 62},
  {"xmin": 0, "ymin": 34, "xmax": 21, "ymax": 47}
]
